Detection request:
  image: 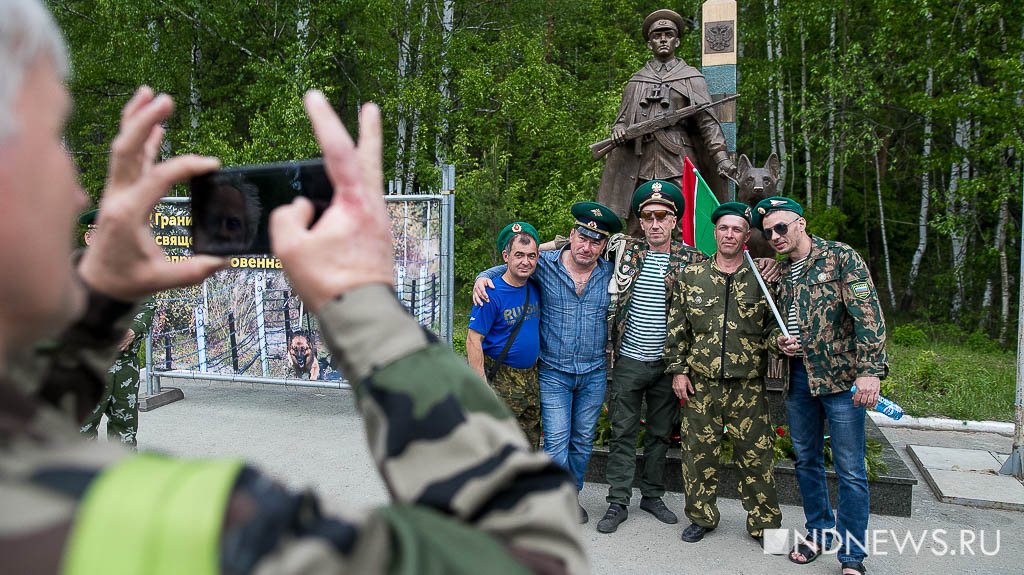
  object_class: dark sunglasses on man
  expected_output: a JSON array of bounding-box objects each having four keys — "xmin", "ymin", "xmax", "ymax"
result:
[
  {"xmin": 762, "ymin": 216, "xmax": 801, "ymax": 240},
  {"xmin": 639, "ymin": 210, "xmax": 674, "ymax": 222}
]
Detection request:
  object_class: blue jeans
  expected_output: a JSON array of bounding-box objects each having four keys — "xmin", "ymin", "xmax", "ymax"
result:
[
  {"xmin": 786, "ymin": 358, "xmax": 869, "ymax": 564},
  {"xmin": 538, "ymin": 365, "xmax": 607, "ymax": 491}
]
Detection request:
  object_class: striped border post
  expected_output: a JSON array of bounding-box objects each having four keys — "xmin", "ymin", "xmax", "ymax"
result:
[{"xmin": 701, "ymin": 0, "xmax": 738, "ymax": 200}]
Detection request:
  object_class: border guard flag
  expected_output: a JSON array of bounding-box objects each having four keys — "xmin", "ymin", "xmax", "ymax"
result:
[{"xmin": 679, "ymin": 155, "xmax": 720, "ymax": 256}]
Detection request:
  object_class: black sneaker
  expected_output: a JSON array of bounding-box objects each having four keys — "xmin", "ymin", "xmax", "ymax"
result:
[
  {"xmin": 639, "ymin": 497, "xmax": 678, "ymax": 524},
  {"xmin": 579, "ymin": 503, "xmax": 589, "ymax": 524},
  {"xmin": 680, "ymin": 522, "xmax": 714, "ymax": 543},
  {"xmin": 596, "ymin": 503, "xmax": 628, "ymax": 534}
]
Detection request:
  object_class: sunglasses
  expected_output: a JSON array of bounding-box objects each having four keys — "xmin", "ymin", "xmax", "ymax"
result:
[
  {"xmin": 639, "ymin": 210, "xmax": 674, "ymax": 222},
  {"xmin": 762, "ymin": 216, "xmax": 801, "ymax": 240}
]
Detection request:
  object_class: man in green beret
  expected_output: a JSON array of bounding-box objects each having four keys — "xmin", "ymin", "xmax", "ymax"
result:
[
  {"xmin": 753, "ymin": 197, "xmax": 887, "ymax": 575},
  {"xmin": 467, "ymin": 221, "xmax": 543, "ymax": 448},
  {"xmin": 596, "ymin": 8, "xmax": 736, "ymax": 229},
  {"xmin": 664, "ymin": 201, "xmax": 783, "ymax": 545},
  {"xmin": 597, "ymin": 179, "xmax": 709, "ymax": 534},
  {"xmin": 78, "ymin": 208, "xmax": 156, "ymax": 448},
  {"xmin": 473, "ymin": 201, "xmax": 621, "ymax": 523}
]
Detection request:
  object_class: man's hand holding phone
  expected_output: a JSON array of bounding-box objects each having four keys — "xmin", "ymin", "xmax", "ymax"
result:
[{"xmin": 270, "ymin": 92, "xmax": 394, "ymax": 312}]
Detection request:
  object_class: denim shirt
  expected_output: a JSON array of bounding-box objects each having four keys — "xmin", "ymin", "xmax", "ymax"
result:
[{"xmin": 478, "ymin": 248, "xmax": 612, "ymax": 374}]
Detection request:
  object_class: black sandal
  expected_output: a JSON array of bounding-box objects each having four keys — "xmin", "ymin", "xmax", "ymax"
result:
[
  {"xmin": 841, "ymin": 562, "xmax": 866, "ymax": 575},
  {"xmin": 788, "ymin": 538, "xmax": 822, "ymax": 565}
]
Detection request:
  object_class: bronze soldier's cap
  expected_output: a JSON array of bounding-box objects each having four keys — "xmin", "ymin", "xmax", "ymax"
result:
[
  {"xmin": 643, "ymin": 9, "xmax": 685, "ymax": 40},
  {"xmin": 751, "ymin": 196, "xmax": 804, "ymax": 230},
  {"xmin": 571, "ymin": 201, "xmax": 622, "ymax": 241},
  {"xmin": 711, "ymin": 201, "xmax": 752, "ymax": 224},
  {"xmin": 496, "ymin": 221, "xmax": 540, "ymax": 252},
  {"xmin": 78, "ymin": 208, "xmax": 99, "ymax": 226},
  {"xmin": 631, "ymin": 179, "xmax": 685, "ymax": 217}
]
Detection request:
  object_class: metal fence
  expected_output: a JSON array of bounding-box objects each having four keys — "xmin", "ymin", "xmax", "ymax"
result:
[{"xmin": 146, "ymin": 192, "xmax": 454, "ymax": 392}]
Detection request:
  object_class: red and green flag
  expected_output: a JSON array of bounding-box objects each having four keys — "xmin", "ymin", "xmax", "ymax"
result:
[{"xmin": 679, "ymin": 156, "xmax": 720, "ymax": 256}]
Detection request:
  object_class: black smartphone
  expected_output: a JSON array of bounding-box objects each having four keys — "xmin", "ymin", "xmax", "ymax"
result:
[{"xmin": 189, "ymin": 159, "xmax": 331, "ymax": 255}]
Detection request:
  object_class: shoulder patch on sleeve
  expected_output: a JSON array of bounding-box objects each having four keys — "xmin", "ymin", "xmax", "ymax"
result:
[{"xmin": 850, "ymin": 280, "xmax": 871, "ymax": 300}]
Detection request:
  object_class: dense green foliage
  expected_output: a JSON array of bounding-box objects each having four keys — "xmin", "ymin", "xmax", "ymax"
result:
[{"xmin": 51, "ymin": 0, "xmax": 1024, "ymax": 340}]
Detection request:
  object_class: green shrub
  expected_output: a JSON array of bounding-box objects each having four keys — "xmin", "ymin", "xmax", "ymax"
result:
[
  {"xmin": 966, "ymin": 330, "xmax": 1002, "ymax": 354},
  {"xmin": 891, "ymin": 324, "xmax": 927, "ymax": 346}
]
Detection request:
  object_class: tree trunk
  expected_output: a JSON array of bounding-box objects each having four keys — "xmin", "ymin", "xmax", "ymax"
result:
[
  {"xmin": 825, "ymin": 11, "xmax": 837, "ymax": 207},
  {"xmin": 392, "ymin": 0, "xmax": 415, "ymax": 194},
  {"xmin": 800, "ymin": 19, "xmax": 812, "ymax": 209},
  {"xmin": 874, "ymin": 137, "xmax": 896, "ymax": 308},
  {"xmin": 948, "ymin": 117, "xmax": 970, "ymax": 321},
  {"xmin": 435, "ymin": 0, "xmax": 454, "ymax": 167},
  {"xmin": 902, "ymin": 17, "xmax": 933, "ymax": 312},
  {"xmin": 771, "ymin": 0, "xmax": 787, "ymax": 192},
  {"xmin": 403, "ymin": 1, "xmax": 430, "ymax": 195},
  {"xmin": 764, "ymin": 0, "xmax": 778, "ymax": 162}
]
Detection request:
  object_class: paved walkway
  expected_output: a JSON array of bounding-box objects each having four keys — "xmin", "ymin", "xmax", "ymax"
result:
[{"xmin": 129, "ymin": 380, "xmax": 1022, "ymax": 574}]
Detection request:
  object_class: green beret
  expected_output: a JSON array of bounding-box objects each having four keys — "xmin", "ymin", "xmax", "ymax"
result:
[
  {"xmin": 751, "ymin": 196, "xmax": 804, "ymax": 231},
  {"xmin": 711, "ymin": 202, "xmax": 752, "ymax": 224},
  {"xmin": 571, "ymin": 201, "xmax": 622, "ymax": 240},
  {"xmin": 643, "ymin": 9, "xmax": 685, "ymax": 40},
  {"xmin": 496, "ymin": 221, "xmax": 540, "ymax": 252},
  {"xmin": 631, "ymin": 180, "xmax": 685, "ymax": 217},
  {"xmin": 78, "ymin": 208, "xmax": 99, "ymax": 226}
]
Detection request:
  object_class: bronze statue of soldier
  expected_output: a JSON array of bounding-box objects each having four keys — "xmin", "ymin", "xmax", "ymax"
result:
[{"xmin": 596, "ymin": 9, "xmax": 736, "ymax": 235}]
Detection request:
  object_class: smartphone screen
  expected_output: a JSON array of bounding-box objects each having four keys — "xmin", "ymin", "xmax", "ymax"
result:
[{"xmin": 189, "ymin": 159, "xmax": 331, "ymax": 255}]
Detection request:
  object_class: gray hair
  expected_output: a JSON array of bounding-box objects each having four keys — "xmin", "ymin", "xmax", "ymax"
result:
[{"xmin": 0, "ymin": 0, "xmax": 70, "ymax": 141}]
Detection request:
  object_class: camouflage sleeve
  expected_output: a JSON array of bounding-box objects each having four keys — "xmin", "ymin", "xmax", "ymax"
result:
[
  {"xmin": 477, "ymin": 264, "xmax": 507, "ymax": 282},
  {"xmin": 839, "ymin": 248, "xmax": 889, "ymax": 378},
  {"xmin": 129, "ymin": 297, "xmax": 156, "ymax": 343},
  {"xmin": 285, "ymin": 284, "xmax": 587, "ymax": 574},
  {"xmin": 34, "ymin": 286, "xmax": 139, "ymax": 421},
  {"xmin": 663, "ymin": 275, "xmax": 691, "ymax": 375}
]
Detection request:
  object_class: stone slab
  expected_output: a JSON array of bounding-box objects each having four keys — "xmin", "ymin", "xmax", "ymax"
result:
[
  {"xmin": 138, "ymin": 386, "xmax": 184, "ymax": 412},
  {"xmin": 908, "ymin": 444, "xmax": 1024, "ymax": 512},
  {"xmin": 586, "ymin": 415, "xmax": 917, "ymax": 517},
  {"xmin": 907, "ymin": 444, "xmax": 1002, "ymax": 472}
]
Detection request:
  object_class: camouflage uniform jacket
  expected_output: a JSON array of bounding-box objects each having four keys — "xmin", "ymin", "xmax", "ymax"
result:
[
  {"xmin": 0, "ymin": 285, "xmax": 587, "ymax": 574},
  {"xmin": 664, "ymin": 257, "xmax": 781, "ymax": 380},
  {"xmin": 606, "ymin": 234, "xmax": 706, "ymax": 362},
  {"xmin": 779, "ymin": 235, "xmax": 888, "ymax": 396}
]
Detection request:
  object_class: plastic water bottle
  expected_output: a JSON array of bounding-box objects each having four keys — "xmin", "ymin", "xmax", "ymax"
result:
[{"xmin": 850, "ymin": 386, "xmax": 905, "ymax": 420}]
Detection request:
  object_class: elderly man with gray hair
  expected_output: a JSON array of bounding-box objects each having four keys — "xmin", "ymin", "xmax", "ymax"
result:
[{"xmin": 0, "ymin": 1, "xmax": 587, "ymax": 573}]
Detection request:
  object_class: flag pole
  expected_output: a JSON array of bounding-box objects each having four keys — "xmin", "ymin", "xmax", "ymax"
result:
[{"xmin": 743, "ymin": 249, "xmax": 789, "ymax": 338}]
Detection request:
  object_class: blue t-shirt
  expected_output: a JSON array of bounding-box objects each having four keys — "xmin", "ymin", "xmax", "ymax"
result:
[{"xmin": 468, "ymin": 276, "xmax": 541, "ymax": 369}]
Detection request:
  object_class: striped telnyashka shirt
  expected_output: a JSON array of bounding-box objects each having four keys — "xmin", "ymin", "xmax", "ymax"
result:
[
  {"xmin": 619, "ymin": 251, "xmax": 670, "ymax": 362},
  {"xmin": 786, "ymin": 255, "xmax": 809, "ymax": 355}
]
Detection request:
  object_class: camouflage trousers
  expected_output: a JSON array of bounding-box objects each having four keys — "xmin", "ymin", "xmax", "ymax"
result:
[
  {"xmin": 485, "ymin": 358, "xmax": 542, "ymax": 449},
  {"xmin": 681, "ymin": 374, "xmax": 781, "ymax": 536},
  {"xmin": 81, "ymin": 352, "xmax": 141, "ymax": 447}
]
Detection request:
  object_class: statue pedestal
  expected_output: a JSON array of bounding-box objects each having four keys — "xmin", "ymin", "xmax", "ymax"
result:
[{"xmin": 585, "ymin": 388, "xmax": 918, "ymax": 517}]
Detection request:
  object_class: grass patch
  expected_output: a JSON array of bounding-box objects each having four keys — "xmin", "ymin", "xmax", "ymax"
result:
[
  {"xmin": 885, "ymin": 341, "xmax": 1015, "ymax": 422},
  {"xmin": 452, "ymin": 284, "xmax": 472, "ymax": 359}
]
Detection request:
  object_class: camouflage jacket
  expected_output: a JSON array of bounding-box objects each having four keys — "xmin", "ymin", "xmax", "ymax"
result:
[
  {"xmin": 126, "ymin": 296, "xmax": 156, "ymax": 356},
  {"xmin": 664, "ymin": 257, "xmax": 781, "ymax": 380},
  {"xmin": 606, "ymin": 234, "xmax": 706, "ymax": 361},
  {"xmin": 0, "ymin": 285, "xmax": 587, "ymax": 574},
  {"xmin": 779, "ymin": 236, "xmax": 888, "ymax": 395}
]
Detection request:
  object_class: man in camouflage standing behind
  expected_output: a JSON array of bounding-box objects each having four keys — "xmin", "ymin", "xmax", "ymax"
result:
[
  {"xmin": 664, "ymin": 202, "xmax": 782, "ymax": 545},
  {"xmin": 753, "ymin": 196, "xmax": 887, "ymax": 575},
  {"xmin": 79, "ymin": 208, "xmax": 156, "ymax": 447}
]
